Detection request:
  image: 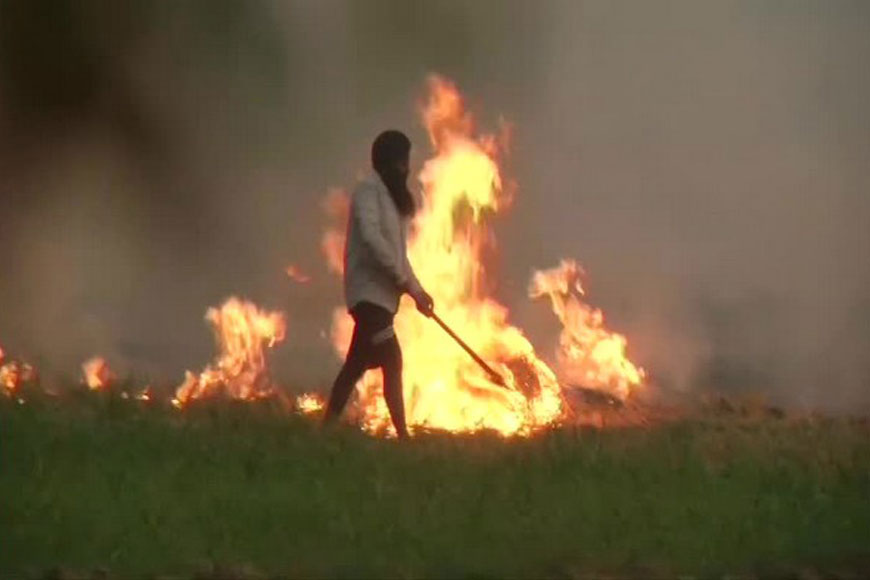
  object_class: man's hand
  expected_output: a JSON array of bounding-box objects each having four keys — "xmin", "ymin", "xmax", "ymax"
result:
[{"xmin": 409, "ymin": 287, "xmax": 434, "ymax": 317}]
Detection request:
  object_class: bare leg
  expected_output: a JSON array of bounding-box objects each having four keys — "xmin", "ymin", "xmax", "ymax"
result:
[
  {"xmin": 323, "ymin": 332, "xmax": 368, "ymax": 424},
  {"xmin": 379, "ymin": 338, "xmax": 408, "ymax": 438},
  {"xmin": 323, "ymin": 302, "xmax": 406, "ymax": 436}
]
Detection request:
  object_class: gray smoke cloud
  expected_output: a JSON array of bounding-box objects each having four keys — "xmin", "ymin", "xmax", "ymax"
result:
[{"xmin": 1, "ymin": 1, "xmax": 867, "ymax": 410}]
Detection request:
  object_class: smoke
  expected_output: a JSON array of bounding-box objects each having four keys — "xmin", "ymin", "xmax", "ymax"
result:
[
  {"xmin": 1, "ymin": 1, "xmax": 868, "ymax": 409},
  {"xmin": 512, "ymin": 0, "xmax": 870, "ymax": 410}
]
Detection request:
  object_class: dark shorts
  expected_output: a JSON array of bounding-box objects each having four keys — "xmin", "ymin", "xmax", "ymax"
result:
[{"xmin": 348, "ymin": 302, "xmax": 397, "ymax": 361}]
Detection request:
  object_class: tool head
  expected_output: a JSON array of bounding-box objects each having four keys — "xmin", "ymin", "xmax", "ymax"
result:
[{"xmin": 489, "ymin": 370, "xmax": 507, "ymax": 388}]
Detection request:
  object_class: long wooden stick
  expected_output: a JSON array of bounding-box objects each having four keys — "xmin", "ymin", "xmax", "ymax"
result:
[{"xmin": 430, "ymin": 311, "xmax": 507, "ymax": 388}]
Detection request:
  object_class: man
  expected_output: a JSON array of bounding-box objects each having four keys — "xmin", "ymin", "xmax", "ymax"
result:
[{"xmin": 323, "ymin": 130, "xmax": 434, "ymax": 438}]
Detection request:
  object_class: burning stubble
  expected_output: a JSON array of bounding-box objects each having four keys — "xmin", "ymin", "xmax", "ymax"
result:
[{"xmin": 166, "ymin": 77, "xmax": 645, "ymax": 436}]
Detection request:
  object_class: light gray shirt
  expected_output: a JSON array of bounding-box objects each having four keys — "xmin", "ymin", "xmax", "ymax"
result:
[{"xmin": 343, "ymin": 173, "xmax": 423, "ymax": 313}]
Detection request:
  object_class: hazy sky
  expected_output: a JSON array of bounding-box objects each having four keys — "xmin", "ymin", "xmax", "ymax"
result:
[{"xmin": 1, "ymin": 1, "xmax": 868, "ymax": 409}]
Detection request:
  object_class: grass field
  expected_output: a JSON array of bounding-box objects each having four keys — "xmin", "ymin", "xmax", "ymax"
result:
[{"xmin": 2, "ymin": 390, "xmax": 869, "ymax": 579}]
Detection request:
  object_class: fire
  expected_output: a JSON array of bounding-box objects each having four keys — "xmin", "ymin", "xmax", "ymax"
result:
[
  {"xmin": 1, "ymin": 346, "xmax": 37, "ymax": 397},
  {"xmin": 1, "ymin": 76, "xmax": 645, "ymax": 438},
  {"xmin": 323, "ymin": 76, "xmax": 563, "ymax": 436},
  {"xmin": 321, "ymin": 188, "xmax": 350, "ymax": 275},
  {"xmin": 0, "ymin": 345, "xmax": 9, "ymax": 396},
  {"xmin": 172, "ymin": 297, "xmax": 287, "ymax": 407},
  {"xmin": 529, "ymin": 260, "xmax": 645, "ymax": 400},
  {"xmin": 0, "ymin": 362, "xmax": 19, "ymax": 396},
  {"xmin": 319, "ymin": 76, "xmax": 646, "ymax": 435},
  {"xmin": 295, "ymin": 392, "xmax": 325, "ymax": 414},
  {"xmin": 82, "ymin": 356, "xmax": 115, "ymax": 391}
]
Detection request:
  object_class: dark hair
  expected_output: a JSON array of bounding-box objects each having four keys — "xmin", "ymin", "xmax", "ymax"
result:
[
  {"xmin": 371, "ymin": 130, "xmax": 415, "ymax": 216},
  {"xmin": 371, "ymin": 130, "xmax": 411, "ymax": 171}
]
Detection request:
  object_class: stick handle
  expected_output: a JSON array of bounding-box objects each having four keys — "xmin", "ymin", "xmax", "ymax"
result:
[{"xmin": 430, "ymin": 312, "xmax": 507, "ymax": 387}]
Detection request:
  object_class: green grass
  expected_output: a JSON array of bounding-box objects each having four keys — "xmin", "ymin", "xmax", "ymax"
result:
[{"xmin": 2, "ymin": 391, "xmax": 869, "ymax": 578}]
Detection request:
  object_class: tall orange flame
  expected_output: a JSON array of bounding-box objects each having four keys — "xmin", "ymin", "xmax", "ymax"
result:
[
  {"xmin": 173, "ymin": 297, "xmax": 286, "ymax": 407},
  {"xmin": 529, "ymin": 260, "xmax": 645, "ymax": 400}
]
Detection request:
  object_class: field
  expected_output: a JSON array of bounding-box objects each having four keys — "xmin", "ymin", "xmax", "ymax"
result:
[{"xmin": 2, "ymin": 390, "xmax": 869, "ymax": 579}]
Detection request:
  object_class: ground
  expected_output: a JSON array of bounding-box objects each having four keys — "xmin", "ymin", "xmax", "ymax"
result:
[{"xmin": 2, "ymin": 388, "xmax": 869, "ymax": 579}]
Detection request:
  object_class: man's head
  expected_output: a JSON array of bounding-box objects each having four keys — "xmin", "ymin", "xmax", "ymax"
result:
[{"xmin": 371, "ymin": 130, "xmax": 415, "ymax": 216}]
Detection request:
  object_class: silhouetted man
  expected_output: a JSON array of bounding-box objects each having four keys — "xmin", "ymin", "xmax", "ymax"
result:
[{"xmin": 323, "ymin": 130, "xmax": 433, "ymax": 438}]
